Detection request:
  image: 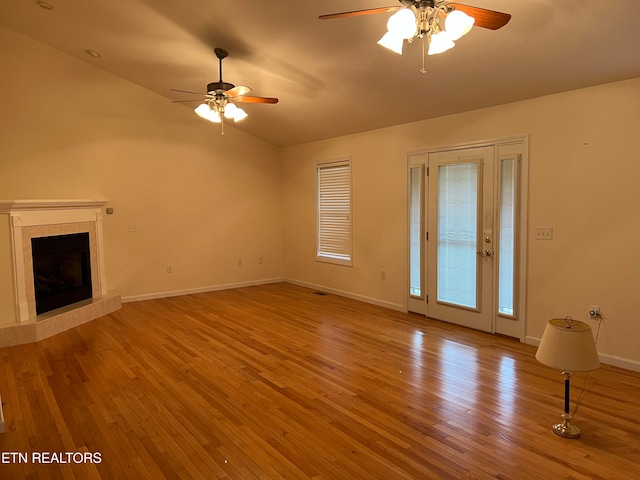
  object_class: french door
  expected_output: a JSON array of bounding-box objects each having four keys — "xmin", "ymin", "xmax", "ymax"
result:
[
  {"xmin": 428, "ymin": 146, "xmax": 495, "ymax": 331},
  {"xmin": 408, "ymin": 138, "xmax": 528, "ymax": 339}
]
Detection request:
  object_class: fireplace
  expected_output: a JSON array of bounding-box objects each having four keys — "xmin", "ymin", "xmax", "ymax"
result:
[
  {"xmin": 32, "ymin": 232, "xmax": 93, "ymax": 315},
  {"xmin": 0, "ymin": 200, "xmax": 121, "ymax": 346}
]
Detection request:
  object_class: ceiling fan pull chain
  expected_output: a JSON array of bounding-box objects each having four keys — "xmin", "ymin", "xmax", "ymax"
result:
[{"xmin": 421, "ymin": 34, "xmax": 427, "ymax": 74}]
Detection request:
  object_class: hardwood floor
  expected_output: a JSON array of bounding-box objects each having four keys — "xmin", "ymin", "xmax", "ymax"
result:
[{"xmin": 0, "ymin": 282, "xmax": 638, "ymax": 479}]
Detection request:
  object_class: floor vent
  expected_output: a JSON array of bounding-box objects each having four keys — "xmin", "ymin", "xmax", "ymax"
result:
[{"xmin": 313, "ymin": 291, "xmax": 328, "ymax": 296}]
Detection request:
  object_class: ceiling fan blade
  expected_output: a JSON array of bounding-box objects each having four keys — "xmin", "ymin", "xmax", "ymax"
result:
[
  {"xmin": 171, "ymin": 99, "xmax": 203, "ymax": 103},
  {"xmin": 170, "ymin": 88, "xmax": 205, "ymax": 95},
  {"xmin": 225, "ymin": 85, "xmax": 252, "ymax": 97},
  {"xmin": 319, "ymin": 6, "xmax": 400, "ymax": 20},
  {"xmin": 449, "ymin": 3, "xmax": 511, "ymax": 30},
  {"xmin": 232, "ymin": 96, "xmax": 279, "ymax": 104}
]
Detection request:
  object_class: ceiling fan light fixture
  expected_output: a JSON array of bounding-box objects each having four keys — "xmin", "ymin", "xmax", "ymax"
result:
[
  {"xmin": 224, "ymin": 102, "xmax": 248, "ymax": 122},
  {"xmin": 194, "ymin": 103, "xmax": 210, "ymax": 118},
  {"xmin": 320, "ymin": 2, "xmax": 511, "ymax": 72},
  {"xmin": 387, "ymin": 8, "xmax": 417, "ymax": 39},
  {"xmin": 428, "ymin": 31, "xmax": 455, "ymax": 55},
  {"xmin": 378, "ymin": 8, "xmax": 417, "ymax": 54},
  {"xmin": 233, "ymin": 107, "xmax": 248, "ymax": 122},
  {"xmin": 195, "ymin": 103, "xmax": 221, "ymax": 123},
  {"xmin": 223, "ymin": 102, "xmax": 237, "ymax": 119},
  {"xmin": 445, "ymin": 10, "xmax": 475, "ymax": 41},
  {"xmin": 377, "ymin": 31, "xmax": 405, "ymax": 54},
  {"xmin": 172, "ymin": 48, "xmax": 276, "ymax": 134}
]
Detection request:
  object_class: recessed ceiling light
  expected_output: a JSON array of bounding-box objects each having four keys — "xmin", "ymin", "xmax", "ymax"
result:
[
  {"xmin": 36, "ymin": 1, "xmax": 55, "ymax": 10},
  {"xmin": 85, "ymin": 49, "xmax": 101, "ymax": 59}
]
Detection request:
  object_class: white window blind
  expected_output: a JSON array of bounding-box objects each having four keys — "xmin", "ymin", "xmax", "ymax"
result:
[
  {"xmin": 437, "ymin": 161, "xmax": 478, "ymax": 308},
  {"xmin": 317, "ymin": 159, "xmax": 352, "ymax": 265},
  {"xmin": 409, "ymin": 166, "xmax": 423, "ymax": 297},
  {"xmin": 498, "ymin": 156, "xmax": 518, "ymax": 317}
]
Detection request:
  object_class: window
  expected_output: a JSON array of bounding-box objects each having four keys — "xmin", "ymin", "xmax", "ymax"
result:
[
  {"xmin": 409, "ymin": 165, "xmax": 423, "ymax": 297},
  {"xmin": 317, "ymin": 159, "xmax": 352, "ymax": 265},
  {"xmin": 497, "ymin": 155, "xmax": 519, "ymax": 317},
  {"xmin": 437, "ymin": 161, "xmax": 479, "ymax": 308}
]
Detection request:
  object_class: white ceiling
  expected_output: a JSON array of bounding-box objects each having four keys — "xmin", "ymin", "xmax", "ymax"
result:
[{"xmin": 2, "ymin": 0, "xmax": 640, "ymax": 147}]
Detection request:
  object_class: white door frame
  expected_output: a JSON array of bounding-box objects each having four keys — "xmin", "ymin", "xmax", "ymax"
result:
[{"xmin": 406, "ymin": 135, "xmax": 529, "ymax": 341}]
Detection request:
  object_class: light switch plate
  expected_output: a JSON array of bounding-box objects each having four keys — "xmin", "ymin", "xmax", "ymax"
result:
[{"xmin": 535, "ymin": 227, "xmax": 553, "ymax": 240}]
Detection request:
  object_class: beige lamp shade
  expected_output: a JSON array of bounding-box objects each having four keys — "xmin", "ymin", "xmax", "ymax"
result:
[{"xmin": 535, "ymin": 318, "xmax": 600, "ymax": 372}]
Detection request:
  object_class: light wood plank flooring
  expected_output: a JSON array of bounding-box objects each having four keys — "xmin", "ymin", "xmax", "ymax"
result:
[{"xmin": 0, "ymin": 282, "xmax": 638, "ymax": 479}]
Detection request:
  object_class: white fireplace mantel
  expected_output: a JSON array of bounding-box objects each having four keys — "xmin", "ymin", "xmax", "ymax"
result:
[
  {"xmin": 0, "ymin": 199, "xmax": 109, "ymax": 213},
  {"xmin": 1, "ymin": 199, "xmax": 110, "ymax": 322}
]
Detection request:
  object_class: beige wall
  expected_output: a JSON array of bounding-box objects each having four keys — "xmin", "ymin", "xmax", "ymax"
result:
[
  {"xmin": 281, "ymin": 77, "xmax": 640, "ymax": 368},
  {"xmin": 2, "ymin": 25, "xmax": 639, "ymax": 369},
  {"xmin": 0, "ymin": 27, "xmax": 283, "ymax": 312}
]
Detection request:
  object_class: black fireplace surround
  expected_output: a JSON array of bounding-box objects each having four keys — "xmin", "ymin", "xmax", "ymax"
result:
[{"xmin": 31, "ymin": 233, "xmax": 93, "ymax": 315}]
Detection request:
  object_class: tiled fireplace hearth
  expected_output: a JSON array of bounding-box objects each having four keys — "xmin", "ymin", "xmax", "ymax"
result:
[{"xmin": 0, "ymin": 200, "xmax": 121, "ymax": 347}]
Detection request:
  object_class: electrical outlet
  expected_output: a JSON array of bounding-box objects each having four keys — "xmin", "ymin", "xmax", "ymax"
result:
[
  {"xmin": 128, "ymin": 224, "xmax": 137, "ymax": 232},
  {"xmin": 381, "ymin": 270, "xmax": 387, "ymax": 280},
  {"xmin": 166, "ymin": 265, "xmax": 173, "ymax": 273}
]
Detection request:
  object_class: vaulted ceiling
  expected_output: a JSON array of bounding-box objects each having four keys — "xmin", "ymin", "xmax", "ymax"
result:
[{"xmin": 2, "ymin": 0, "xmax": 640, "ymax": 147}]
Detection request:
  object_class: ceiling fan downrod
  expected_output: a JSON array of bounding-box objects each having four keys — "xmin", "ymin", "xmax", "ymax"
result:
[{"xmin": 208, "ymin": 48, "xmax": 234, "ymax": 94}]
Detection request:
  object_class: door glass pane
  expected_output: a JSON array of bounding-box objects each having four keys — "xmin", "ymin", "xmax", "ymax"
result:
[
  {"xmin": 437, "ymin": 162, "xmax": 478, "ymax": 308},
  {"xmin": 409, "ymin": 166, "xmax": 422, "ymax": 297},
  {"xmin": 498, "ymin": 157, "xmax": 516, "ymax": 316}
]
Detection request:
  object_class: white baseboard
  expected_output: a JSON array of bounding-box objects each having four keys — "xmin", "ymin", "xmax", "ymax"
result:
[
  {"xmin": 284, "ymin": 278, "xmax": 407, "ymax": 312},
  {"xmin": 121, "ymin": 277, "xmax": 285, "ymax": 303},
  {"xmin": 525, "ymin": 336, "xmax": 640, "ymax": 373},
  {"xmin": 123, "ymin": 276, "xmax": 405, "ymax": 313}
]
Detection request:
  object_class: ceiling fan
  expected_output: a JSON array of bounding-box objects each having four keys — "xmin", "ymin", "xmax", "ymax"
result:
[
  {"xmin": 320, "ymin": 0, "xmax": 511, "ymax": 72},
  {"xmin": 171, "ymin": 48, "xmax": 278, "ymax": 134}
]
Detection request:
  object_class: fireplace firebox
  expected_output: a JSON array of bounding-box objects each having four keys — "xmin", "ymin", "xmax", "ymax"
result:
[{"xmin": 31, "ymin": 233, "xmax": 93, "ymax": 315}]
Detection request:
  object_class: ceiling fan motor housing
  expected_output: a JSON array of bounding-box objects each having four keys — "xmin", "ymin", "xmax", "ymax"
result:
[
  {"xmin": 400, "ymin": 0, "xmax": 436, "ymax": 8},
  {"xmin": 207, "ymin": 81, "xmax": 235, "ymax": 93}
]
